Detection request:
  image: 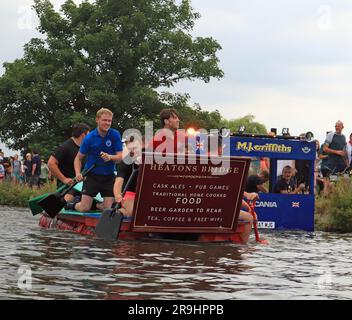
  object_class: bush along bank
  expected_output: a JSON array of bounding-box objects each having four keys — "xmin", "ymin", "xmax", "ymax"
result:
[
  {"xmin": 315, "ymin": 178, "xmax": 352, "ymax": 232},
  {"xmin": 0, "ymin": 181, "xmax": 56, "ymax": 207}
]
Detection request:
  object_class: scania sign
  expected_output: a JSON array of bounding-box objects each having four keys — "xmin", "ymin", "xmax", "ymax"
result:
[{"xmin": 255, "ymin": 201, "xmax": 278, "ymax": 208}]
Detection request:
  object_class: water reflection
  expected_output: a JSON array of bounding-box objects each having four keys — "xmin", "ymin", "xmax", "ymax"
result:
[{"xmin": 1, "ymin": 206, "xmax": 352, "ymax": 299}]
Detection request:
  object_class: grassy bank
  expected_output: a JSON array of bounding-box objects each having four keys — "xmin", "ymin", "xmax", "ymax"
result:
[
  {"xmin": 315, "ymin": 178, "xmax": 352, "ymax": 232},
  {"xmin": 0, "ymin": 181, "xmax": 56, "ymax": 207}
]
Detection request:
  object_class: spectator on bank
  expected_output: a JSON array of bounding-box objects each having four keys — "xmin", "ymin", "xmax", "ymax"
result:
[
  {"xmin": 316, "ymin": 142, "xmax": 332, "ymax": 196},
  {"xmin": 11, "ymin": 154, "xmax": 22, "ymax": 184},
  {"xmin": 346, "ymin": 133, "xmax": 352, "ymax": 170},
  {"xmin": 2, "ymin": 155, "xmax": 12, "ymax": 182},
  {"xmin": 245, "ymin": 170, "xmax": 269, "ymax": 193},
  {"xmin": 319, "ymin": 143, "xmax": 330, "ymax": 178},
  {"xmin": 323, "ymin": 121, "xmax": 348, "ymax": 175},
  {"xmin": 39, "ymin": 159, "xmax": 51, "ymax": 186},
  {"xmin": 19, "ymin": 161, "xmax": 26, "ymax": 184},
  {"xmin": 314, "ymin": 140, "xmax": 324, "ymax": 194},
  {"xmin": 23, "ymin": 153, "xmax": 32, "ymax": 185},
  {"xmin": 0, "ymin": 159, "xmax": 4, "ymax": 183},
  {"xmin": 30, "ymin": 150, "xmax": 41, "ymax": 188},
  {"xmin": 275, "ymin": 166, "xmax": 306, "ymax": 194}
]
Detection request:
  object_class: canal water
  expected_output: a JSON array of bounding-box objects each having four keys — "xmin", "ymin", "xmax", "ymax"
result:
[{"xmin": 0, "ymin": 206, "xmax": 351, "ymax": 300}]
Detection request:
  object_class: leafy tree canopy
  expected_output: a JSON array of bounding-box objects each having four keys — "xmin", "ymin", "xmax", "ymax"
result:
[
  {"xmin": 223, "ymin": 114, "xmax": 267, "ymax": 135},
  {"xmin": 0, "ymin": 0, "xmax": 223, "ymax": 158}
]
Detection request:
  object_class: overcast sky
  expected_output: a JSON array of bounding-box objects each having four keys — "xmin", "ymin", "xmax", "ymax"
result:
[{"xmin": 1, "ymin": 0, "xmax": 352, "ymax": 155}]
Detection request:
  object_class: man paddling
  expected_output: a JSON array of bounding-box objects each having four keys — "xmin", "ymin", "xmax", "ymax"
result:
[
  {"xmin": 67, "ymin": 108, "xmax": 123, "ymax": 212},
  {"xmin": 113, "ymin": 135, "xmax": 144, "ymax": 217},
  {"xmin": 48, "ymin": 123, "xmax": 90, "ymax": 202}
]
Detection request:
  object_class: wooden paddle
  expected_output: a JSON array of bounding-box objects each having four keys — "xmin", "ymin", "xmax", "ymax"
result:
[
  {"xmin": 38, "ymin": 164, "xmax": 96, "ymax": 218},
  {"xmin": 95, "ymin": 165, "xmax": 139, "ymax": 241},
  {"xmin": 29, "ymin": 184, "xmax": 67, "ymax": 216}
]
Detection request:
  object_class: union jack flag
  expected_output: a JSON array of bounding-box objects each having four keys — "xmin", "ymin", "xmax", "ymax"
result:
[
  {"xmin": 292, "ymin": 202, "xmax": 300, "ymax": 208},
  {"xmin": 196, "ymin": 139, "xmax": 205, "ymax": 151}
]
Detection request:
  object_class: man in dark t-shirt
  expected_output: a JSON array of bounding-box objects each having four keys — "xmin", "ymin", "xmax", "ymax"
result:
[
  {"xmin": 48, "ymin": 123, "xmax": 90, "ymax": 202},
  {"xmin": 113, "ymin": 136, "xmax": 143, "ymax": 217},
  {"xmin": 275, "ymin": 166, "xmax": 305, "ymax": 194},
  {"xmin": 30, "ymin": 150, "xmax": 41, "ymax": 188},
  {"xmin": 23, "ymin": 153, "xmax": 32, "ymax": 183},
  {"xmin": 245, "ymin": 170, "xmax": 269, "ymax": 193},
  {"xmin": 116, "ymin": 161, "xmax": 138, "ymax": 193}
]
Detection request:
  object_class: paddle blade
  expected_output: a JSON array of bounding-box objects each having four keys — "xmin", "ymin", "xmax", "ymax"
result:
[
  {"xmin": 38, "ymin": 193, "xmax": 66, "ymax": 218},
  {"xmin": 29, "ymin": 193, "xmax": 50, "ymax": 215},
  {"xmin": 28, "ymin": 184, "xmax": 67, "ymax": 216},
  {"xmin": 95, "ymin": 209, "xmax": 123, "ymax": 241}
]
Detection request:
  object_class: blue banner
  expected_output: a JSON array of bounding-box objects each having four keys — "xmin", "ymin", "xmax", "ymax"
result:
[
  {"xmin": 252, "ymin": 193, "xmax": 314, "ymax": 231},
  {"xmin": 230, "ymin": 136, "xmax": 316, "ymax": 160},
  {"xmin": 190, "ymin": 134, "xmax": 316, "ymax": 231}
]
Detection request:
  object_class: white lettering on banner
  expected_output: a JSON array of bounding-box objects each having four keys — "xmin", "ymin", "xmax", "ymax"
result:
[
  {"xmin": 257, "ymin": 221, "xmax": 275, "ymax": 229},
  {"xmin": 255, "ymin": 201, "xmax": 278, "ymax": 208}
]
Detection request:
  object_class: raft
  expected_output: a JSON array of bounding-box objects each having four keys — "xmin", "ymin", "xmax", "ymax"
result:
[
  {"xmin": 37, "ymin": 154, "xmax": 253, "ymax": 244},
  {"xmin": 38, "ymin": 209, "xmax": 249, "ymax": 244}
]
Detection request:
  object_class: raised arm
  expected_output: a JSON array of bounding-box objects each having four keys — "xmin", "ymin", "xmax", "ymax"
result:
[
  {"xmin": 74, "ymin": 152, "xmax": 86, "ymax": 181},
  {"xmin": 48, "ymin": 155, "xmax": 73, "ymax": 185}
]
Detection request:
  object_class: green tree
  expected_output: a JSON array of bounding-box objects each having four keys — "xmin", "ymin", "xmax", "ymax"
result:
[
  {"xmin": 0, "ymin": 0, "xmax": 223, "ymax": 158},
  {"xmin": 223, "ymin": 114, "xmax": 267, "ymax": 135},
  {"xmin": 158, "ymin": 92, "xmax": 223, "ymax": 131}
]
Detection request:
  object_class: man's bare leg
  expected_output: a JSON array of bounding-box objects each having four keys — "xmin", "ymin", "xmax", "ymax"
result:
[
  {"xmin": 74, "ymin": 195, "xmax": 94, "ymax": 212},
  {"xmin": 239, "ymin": 210, "xmax": 254, "ymax": 244},
  {"xmin": 119, "ymin": 198, "xmax": 134, "ymax": 217},
  {"xmin": 64, "ymin": 194, "xmax": 75, "ymax": 202},
  {"xmin": 103, "ymin": 197, "xmax": 114, "ymax": 210}
]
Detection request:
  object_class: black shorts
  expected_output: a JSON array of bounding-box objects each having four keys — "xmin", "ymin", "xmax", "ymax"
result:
[{"xmin": 82, "ymin": 173, "xmax": 115, "ymax": 198}]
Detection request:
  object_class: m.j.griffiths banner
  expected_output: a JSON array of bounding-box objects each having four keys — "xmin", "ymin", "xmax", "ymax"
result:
[{"xmin": 132, "ymin": 154, "xmax": 250, "ymax": 233}]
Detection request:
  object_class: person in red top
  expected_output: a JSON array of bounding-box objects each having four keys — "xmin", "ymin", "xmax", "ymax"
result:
[{"xmin": 149, "ymin": 108, "xmax": 187, "ymax": 154}]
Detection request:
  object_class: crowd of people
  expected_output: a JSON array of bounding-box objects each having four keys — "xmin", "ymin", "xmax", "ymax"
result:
[{"xmin": 0, "ymin": 150, "xmax": 51, "ymax": 187}]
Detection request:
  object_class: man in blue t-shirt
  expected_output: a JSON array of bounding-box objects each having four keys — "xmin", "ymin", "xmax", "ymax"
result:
[{"xmin": 67, "ymin": 108, "xmax": 123, "ymax": 212}]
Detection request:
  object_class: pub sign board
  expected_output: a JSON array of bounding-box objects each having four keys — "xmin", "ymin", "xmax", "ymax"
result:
[{"xmin": 132, "ymin": 154, "xmax": 251, "ymax": 233}]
